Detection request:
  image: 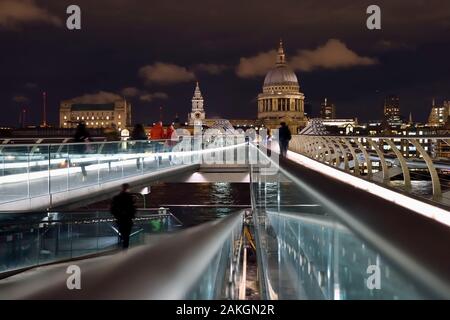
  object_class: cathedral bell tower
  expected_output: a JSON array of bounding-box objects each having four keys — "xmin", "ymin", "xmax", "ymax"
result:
[{"xmin": 189, "ymin": 82, "xmax": 206, "ymax": 125}]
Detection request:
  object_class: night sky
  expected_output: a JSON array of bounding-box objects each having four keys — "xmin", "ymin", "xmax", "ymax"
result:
[{"xmin": 1, "ymin": 0, "xmax": 450, "ymax": 127}]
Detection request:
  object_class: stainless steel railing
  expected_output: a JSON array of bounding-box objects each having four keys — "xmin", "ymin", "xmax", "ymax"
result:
[
  {"xmin": 290, "ymin": 135, "xmax": 450, "ymax": 206},
  {"xmin": 0, "ymin": 138, "xmax": 247, "ymax": 208},
  {"xmin": 3, "ymin": 211, "xmax": 244, "ymax": 300}
]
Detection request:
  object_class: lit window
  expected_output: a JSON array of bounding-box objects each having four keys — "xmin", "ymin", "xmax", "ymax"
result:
[{"xmin": 64, "ymin": 116, "xmax": 67, "ymax": 120}]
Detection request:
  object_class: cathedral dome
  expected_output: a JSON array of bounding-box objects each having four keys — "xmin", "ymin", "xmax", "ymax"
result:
[
  {"xmin": 263, "ymin": 65, "xmax": 298, "ymax": 87},
  {"xmin": 263, "ymin": 40, "xmax": 299, "ymax": 88}
]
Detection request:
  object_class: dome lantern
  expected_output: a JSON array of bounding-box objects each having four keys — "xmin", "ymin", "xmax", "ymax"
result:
[
  {"xmin": 263, "ymin": 40, "xmax": 299, "ymax": 88},
  {"xmin": 276, "ymin": 39, "xmax": 286, "ymax": 66}
]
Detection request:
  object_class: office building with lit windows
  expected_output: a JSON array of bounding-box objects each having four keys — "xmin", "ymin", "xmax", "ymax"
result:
[
  {"xmin": 428, "ymin": 99, "xmax": 450, "ymax": 127},
  {"xmin": 384, "ymin": 95, "xmax": 402, "ymax": 126},
  {"xmin": 320, "ymin": 98, "xmax": 336, "ymax": 119},
  {"xmin": 59, "ymin": 99, "xmax": 132, "ymax": 130}
]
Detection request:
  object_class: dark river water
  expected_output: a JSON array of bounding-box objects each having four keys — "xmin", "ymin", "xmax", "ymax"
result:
[{"xmin": 82, "ymin": 182, "xmax": 251, "ymax": 227}]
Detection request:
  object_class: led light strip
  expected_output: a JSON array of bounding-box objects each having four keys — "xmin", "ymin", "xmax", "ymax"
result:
[
  {"xmin": 0, "ymin": 143, "xmax": 246, "ymax": 184},
  {"xmin": 286, "ymin": 150, "xmax": 450, "ymax": 227}
]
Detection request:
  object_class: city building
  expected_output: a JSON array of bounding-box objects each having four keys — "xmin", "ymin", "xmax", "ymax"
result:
[
  {"xmin": 184, "ymin": 82, "xmax": 263, "ymax": 131},
  {"xmin": 383, "ymin": 95, "xmax": 402, "ymax": 126},
  {"xmin": 257, "ymin": 40, "xmax": 306, "ymax": 133},
  {"xmin": 59, "ymin": 99, "xmax": 132, "ymax": 131},
  {"xmin": 427, "ymin": 99, "xmax": 450, "ymax": 127},
  {"xmin": 322, "ymin": 118, "xmax": 357, "ymax": 135},
  {"xmin": 320, "ymin": 98, "xmax": 336, "ymax": 119},
  {"xmin": 188, "ymin": 82, "xmax": 207, "ymax": 126}
]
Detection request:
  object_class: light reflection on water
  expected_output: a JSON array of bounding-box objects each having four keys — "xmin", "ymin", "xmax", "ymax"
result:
[
  {"xmin": 83, "ymin": 182, "xmax": 251, "ymax": 228},
  {"xmin": 390, "ymin": 180, "xmax": 432, "ymax": 196},
  {"xmin": 166, "ymin": 182, "xmax": 248, "ymax": 227}
]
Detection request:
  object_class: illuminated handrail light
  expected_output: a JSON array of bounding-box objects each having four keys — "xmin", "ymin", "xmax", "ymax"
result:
[{"xmin": 286, "ymin": 150, "xmax": 450, "ymax": 227}]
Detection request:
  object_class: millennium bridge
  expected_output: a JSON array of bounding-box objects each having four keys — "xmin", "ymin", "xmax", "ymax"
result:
[{"xmin": 0, "ymin": 130, "xmax": 449, "ymax": 299}]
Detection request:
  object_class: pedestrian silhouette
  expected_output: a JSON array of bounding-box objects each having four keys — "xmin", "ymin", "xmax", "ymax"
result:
[
  {"xmin": 110, "ymin": 183, "xmax": 136, "ymax": 249},
  {"xmin": 73, "ymin": 122, "xmax": 91, "ymax": 178},
  {"xmin": 278, "ymin": 122, "xmax": 291, "ymax": 157},
  {"xmin": 266, "ymin": 128, "xmax": 272, "ymax": 157}
]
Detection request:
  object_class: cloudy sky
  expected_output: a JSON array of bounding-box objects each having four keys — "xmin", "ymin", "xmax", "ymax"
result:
[{"xmin": 1, "ymin": 0, "xmax": 450, "ymax": 126}]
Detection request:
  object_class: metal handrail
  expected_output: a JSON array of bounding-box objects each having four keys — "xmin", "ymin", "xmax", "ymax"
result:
[
  {"xmin": 0, "ymin": 135, "xmax": 245, "ymax": 149},
  {"xmin": 0, "ymin": 139, "xmax": 178, "ymax": 149},
  {"xmin": 0, "ymin": 213, "xmax": 175, "ymax": 228},
  {"xmin": 250, "ymin": 143, "xmax": 450, "ymax": 298},
  {"xmin": 298, "ymin": 134, "xmax": 450, "ymax": 139},
  {"xmin": 0, "ymin": 138, "xmax": 246, "ymax": 210},
  {"xmin": 8, "ymin": 211, "xmax": 243, "ymax": 300},
  {"xmin": 290, "ymin": 134, "xmax": 450, "ymax": 203},
  {"xmin": 0, "ymin": 208, "xmax": 179, "ymax": 224}
]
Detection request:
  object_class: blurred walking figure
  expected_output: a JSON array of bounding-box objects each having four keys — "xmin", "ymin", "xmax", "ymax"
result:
[
  {"xmin": 150, "ymin": 121, "xmax": 165, "ymax": 164},
  {"xmin": 165, "ymin": 124, "xmax": 178, "ymax": 163},
  {"xmin": 104, "ymin": 123, "xmax": 120, "ymax": 172},
  {"xmin": 131, "ymin": 124, "xmax": 148, "ymax": 170},
  {"xmin": 165, "ymin": 124, "xmax": 176, "ymax": 141},
  {"xmin": 73, "ymin": 122, "xmax": 91, "ymax": 179},
  {"xmin": 110, "ymin": 183, "xmax": 136, "ymax": 249},
  {"xmin": 150, "ymin": 121, "xmax": 164, "ymax": 140},
  {"xmin": 278, "ymin": 122, "xmax": 291, "ymax": 157},
  {"xmin": 266, "ymin": 128, "xmax": 272, "ymax": 157}
]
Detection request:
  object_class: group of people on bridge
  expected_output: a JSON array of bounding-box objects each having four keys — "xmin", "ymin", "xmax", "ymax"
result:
[{"xmin": 72, "ymin": 121, "xmax": 178, "ymax": 178}]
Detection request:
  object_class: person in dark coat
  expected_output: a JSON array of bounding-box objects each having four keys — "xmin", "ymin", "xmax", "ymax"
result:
[
  {"xmin": 266, "ymin": 128, "xmax": 272, "ymax": 157},
  {"xmin": 278, "ymin": 122, "xmax": 291, "ymax": 157},
  {"xmin": 110, "ymin": 183, "xmax": 136, "ymax": 249},
  {"xmin": 73, "ymin": 122, "xmax": 91, "ymax": 178},
  {"xmin": 130, "ymin": 124, "xmax": 148, "ymax": 169}
]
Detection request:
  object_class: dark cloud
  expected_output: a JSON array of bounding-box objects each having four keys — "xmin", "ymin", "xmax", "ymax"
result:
[
  {"xmin": 12, "ymin": 95, "xmax": 29, "ymax": 103},
  {"xmin": 139, "ymin": 92, "xmax": 168, "ymax": 102},
  {"xmin": 139, "ymin": 63, "xmax": 196, "ymax": 85},
  {"xmin": 67, "ymin": 91, "xmax": 122, "ymax": 104},
  {"xmin": 237, "ymin": 39, "xmax": 377, "ymax": 78},
  {"xmin": 121, "ymin": 87, "xmax": 140, "ymax": 97},
  {"xmin": 24, "ymin": 82, "xmax": 38, "ymax": 89},
  {"xmin": 291, "ymin": 39, "xmax": 378, "ymax": 71},
  {"xmin": 193, "ymin": 63, "xmax": 229, "ymax": 75},
  {"xmin": 236, "ymin": 50, "xmax": 277, "ymax": 78},
  {"xmin": 0, "ymin": 0, "xmax": 62, "ymax": 29},
  {"xmin": 1, "ymin": 0, "xmax": 450, "ymax": 126}
]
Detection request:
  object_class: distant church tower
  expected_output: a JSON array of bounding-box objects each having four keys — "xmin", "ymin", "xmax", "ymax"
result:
[{"xmin": 188, "ymin": 82, "xmax": 206, "ymax": 125}]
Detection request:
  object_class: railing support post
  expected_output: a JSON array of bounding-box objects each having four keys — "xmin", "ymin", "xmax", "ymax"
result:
[
  {"xmin": 384, "ymin": 139, "xmax": 412, "ymax": 192},
  {"xmin": 409, "ymin": 139, "xmax": 442, "ymax": 200}
]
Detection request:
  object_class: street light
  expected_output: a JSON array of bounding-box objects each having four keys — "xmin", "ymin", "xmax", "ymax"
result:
[{"xmin": 139, "ymin": 186, "xmax": 151, "ymax": 208}]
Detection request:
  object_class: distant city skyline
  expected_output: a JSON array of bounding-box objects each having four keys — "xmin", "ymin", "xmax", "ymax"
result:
[{"xmin": 1, "ymin": 0, "xmax": 450, "ymax": 127}]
